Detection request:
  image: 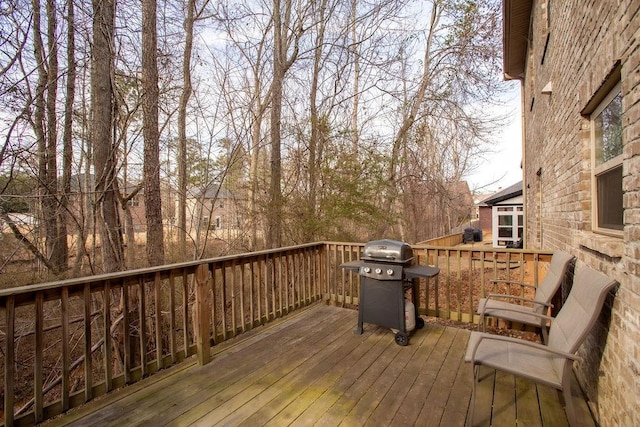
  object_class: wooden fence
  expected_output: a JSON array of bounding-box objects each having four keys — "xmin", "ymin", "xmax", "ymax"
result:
[{"xmin": 0, "ymin": 242, "xmax": 552, "ymax": 426}]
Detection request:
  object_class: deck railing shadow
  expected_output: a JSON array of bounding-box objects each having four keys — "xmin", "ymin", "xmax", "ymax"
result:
[{"xmin": 0, "ymin": 242, "xmax": 552, "ymax": 426}]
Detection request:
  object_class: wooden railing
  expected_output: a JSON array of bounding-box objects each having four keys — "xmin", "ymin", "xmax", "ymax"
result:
[
  {"xmin": 0, "ymin": 242, "xmax": 553, "ymax": 426},
  {"xmin": 325, "ymin": 243, "xmax": 553, "ymax": 323},
  {"xmin": 417, "ymin": 232, "xmax": 465, "ymax": 247},
  {"xmin": 0, "ymin": 243, "xmax": 325, "ymax": 426}
]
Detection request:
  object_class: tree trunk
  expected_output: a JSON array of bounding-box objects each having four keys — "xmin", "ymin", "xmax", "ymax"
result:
[
  {"xmin": 307, "ymin": 0, "xmax": 329, "ymax": 242},
  {"xmin": 59, "ymin": 0, "xmax": 75, "ymax": 272},
  {"xmin": 91, "ymin": 0, "xmax": 124, "ymax": 273},
  {"xmin": 177, "ymin": 0, "xmax": 196, "ymax": 256},
  {"xmin": 350, "ymin": 0, "xmax": 359, "ymax": 152},
  {"xmin": 142, "ymin": 0, "xmax": 165, "ymax": 266},
  {"xmin": 267, "ymin": 0, "xmax": 304, "ymax": 248},
  {"xmin": 268, "ymin": 0, "xmax": 284, "ymax": 249},
  {"xmin": 32, "ymin": 0, "xmax": 58, "ymax": 275}
]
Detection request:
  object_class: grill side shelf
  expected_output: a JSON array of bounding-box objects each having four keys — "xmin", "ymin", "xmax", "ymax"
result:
[
  {"xmin": 404, "ymin": 265, "xmax": 440, "ymax": 279},
  {"xmin": 339, "ymin": 260, "xmax": 362, "ymax": 272}
]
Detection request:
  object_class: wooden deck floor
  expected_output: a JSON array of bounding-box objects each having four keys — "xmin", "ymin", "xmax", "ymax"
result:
[{"xmin": 44, "ymin": 304, "xmax": 595, "ymax": 426}]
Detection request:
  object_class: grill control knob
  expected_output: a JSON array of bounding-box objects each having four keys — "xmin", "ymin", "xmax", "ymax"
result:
[
  {"xmin": 375, "ymin": 268, "xmax": 382, "ymax": 274},
  {"xmin": 363, "ymin": 267, "xmax": 371, "ymax": 273},
  {"xmin": 387, "ymin": 269, "xmax": 394, "ymax": 276}
]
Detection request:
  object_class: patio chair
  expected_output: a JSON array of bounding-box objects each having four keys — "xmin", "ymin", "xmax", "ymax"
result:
[
  {"xmin": 477, "ymin": 250, "xmax": 574, "ymax": 343},
  {"xmin": 465, "ymin": 265, "xmax": 617, "ymax": 427}
]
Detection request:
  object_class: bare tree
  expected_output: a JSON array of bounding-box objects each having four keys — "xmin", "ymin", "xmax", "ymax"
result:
[
  {"xmin": 267, "ymin": 0, "xmax": 308, "ymax": 248},
  {"xmin": 177, "ymin": 0, "xmax": 211, "ymax": 255},
  {"xmin": 141, "ymin": 0, "xmax": 164, "ymax": 266},
  {"xmin": 59, "ymin": 0, "xmax": 76, "ymax": 271},
  {"xmin": 92, "ymin": 0, "xmax": 124, "ymax": 272}
]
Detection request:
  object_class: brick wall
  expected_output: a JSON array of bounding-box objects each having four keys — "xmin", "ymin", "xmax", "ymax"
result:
[{"xmin": 520, "ymin": 1, "xmax": 640, "ymax": 425}]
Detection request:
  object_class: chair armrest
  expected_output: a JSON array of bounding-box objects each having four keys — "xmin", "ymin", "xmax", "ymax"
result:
[
  {"xmin": 468, "ymin": 333, "xmax": 581, "ymax": 363},
  {"xmin": 490, "ymin": 279, "xmax": 537, "ymax": 289},
  {"xmin": 483, "ymin": 293, "xmax": 552, "ymax": 307},
  {"xmin": 478, "ymin": 305, "xmax": 554, "ymax": 323}
]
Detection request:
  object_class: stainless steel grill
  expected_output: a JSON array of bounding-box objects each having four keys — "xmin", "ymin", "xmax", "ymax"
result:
[{"xmin": 341, "ymin": 239, "xmax": 439, "ymax": 346}]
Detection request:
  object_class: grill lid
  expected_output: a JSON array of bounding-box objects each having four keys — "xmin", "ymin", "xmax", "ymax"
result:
[{"xmin": 361, "ymin": 239, "xmax": 414, "ymax": 264}]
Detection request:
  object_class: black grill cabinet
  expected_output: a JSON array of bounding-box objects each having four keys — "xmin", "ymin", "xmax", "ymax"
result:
[{"xmin": 341, "ymin": 239, "xmax": 440, "ymax": 346}]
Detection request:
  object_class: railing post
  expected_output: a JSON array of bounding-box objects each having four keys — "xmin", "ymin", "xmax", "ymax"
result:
[{"xmin": 195, "ymin": 264, "xmax": 212, "ymax": 366}]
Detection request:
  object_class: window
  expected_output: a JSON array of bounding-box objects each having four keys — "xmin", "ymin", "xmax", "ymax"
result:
[
  {"xmin": 591, "ymin": 82, "xmax": 623, "ymax": 233},
  {"xmin": 492, "ymin": 205, "xmax": 524, "ymax": 247}
]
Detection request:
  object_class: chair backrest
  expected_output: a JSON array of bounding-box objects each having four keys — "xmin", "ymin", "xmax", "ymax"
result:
[
  {"xmin": 548, "ymin": 265, "xmax": 617, "ymax": 371},
  {"xmin": 533, "ymin": 250, "xmax": 574, "ymax": 312}
]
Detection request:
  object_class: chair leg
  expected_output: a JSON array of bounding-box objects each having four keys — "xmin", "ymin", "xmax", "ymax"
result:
[
  {"xmin": 563, "ymin": 386, "xmax": 577, "ymax": 426},
  {"xmin": 478, "ymin": 313, "xmax": 486, "ymax": 332},
  {"xmin": 541, "ymin": 326, "xmax": 549, "ymax": 345},
  {"xmin": 562, "ymin": 365, "xmax": 577, "ymax": 426},
  {"xmin": 467, "ymin": 364, "xmax": 479, "ymax": 427}
]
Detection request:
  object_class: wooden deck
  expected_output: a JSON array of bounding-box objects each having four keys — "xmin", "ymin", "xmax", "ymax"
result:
[{"xmin": 43, "ymin": 304, "xmax": 595, "ymax": 427}]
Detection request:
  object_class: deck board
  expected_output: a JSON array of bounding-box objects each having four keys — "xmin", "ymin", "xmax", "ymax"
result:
[{"xmin": 45, "ymin": 304, "xmax": 595, "ymax": 427}]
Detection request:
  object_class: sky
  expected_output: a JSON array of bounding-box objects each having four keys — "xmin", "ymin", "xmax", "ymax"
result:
[{"xmin": 466, "ymin": 81, "xmax": 523, "ymax": 193}]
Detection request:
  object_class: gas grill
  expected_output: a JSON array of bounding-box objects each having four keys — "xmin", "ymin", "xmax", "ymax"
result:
[{"xmin": 340, "ymin": 239, "xmax": 440, "ymax": 346}]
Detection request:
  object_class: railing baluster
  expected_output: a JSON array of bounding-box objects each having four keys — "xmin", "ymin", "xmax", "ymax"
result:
[
  {"xmin": 123, "ymin": 280, "xmax": 131, "ymax": 384},
  {"xmin": 83, "ymin": 283, "xmax": 92, "ymax": 401},
  {"xmin": 248, "ymin": 259, "xmax": 255, "ymax": 328},
  {"xmin": 34, "ymin": 292, "xmax": 43, "ymax": 422},
  {"xmin": 456, "ymin": 250, "xmax": 462, "ymax": 322},
  {"xmin": 154, "ymin": 272, "xmax": 162, "ymax": 370},
  {"xmin": 61, "ymin": 286, "xmax": 70, "ymax": 410},
  {"xmin": 138, "ymin": 277, "xmax": 147, "ymax": 377},
  {"xmin": 103, "ymin": 281, "xmax": 112, "ymax": 393},
  {"xmin": 251, "ymin": 257, "xmax": 263, "ymax": 325},
  {"xmin": 220, "ymin": 263, "xmax": 228, "ymax": 340},
  {"xmin": 276, "ymin": 255, "xmax": 282, "ymax": 314},
  {"xmin": 293, "ymin": 251, "xmax": 299, "ymax": 308},
  {"xmin": 445, "ymin": 249, "xmax": 451, "ymax": 319},
  {"xmin": 169, "ymin": 273, "xmax": 177, "ymax": 364},
  {"xmin": 5, "ymin": 295, "xmax": 15, "ymax": 427},
  {"xmin": 269, "ymin": 254, "xmax": 276, "ymax": 321},
  {"xmin": 240, "ymin": 260, "xmax": 246, "ymax": 333},
  {"xmin": 211, "ymin": 263, "xmax": 218, "ymax": 341},
  {"xmin": 467, "ymin": 250, "xmax": 474, "ymax": 321},
  {"xmin": 181, "ymin": 270, "xmax": 189, "ymax": 356}
]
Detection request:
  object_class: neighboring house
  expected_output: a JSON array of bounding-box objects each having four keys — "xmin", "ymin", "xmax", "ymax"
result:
[
  {"xmin": 480, "ymin": 181, "xmax": 523, "ymax": 248},
  {"xmin": 472, "ymin": 191, "xmax": 494, "ymax": 232},
  {"xmin": 121, "ymin": 183, "xmax": 146, "ymax": 233},
  {"xmin": 185, "ymin": 184, "xmax": 244, "ymax": 235},
  {"xmin": 503, "ymin": 0, "xmax": 639, "ymax": 425},
  {"xmin": 69, "ymin": 174, "xmax": 147, "ymax": 234}
]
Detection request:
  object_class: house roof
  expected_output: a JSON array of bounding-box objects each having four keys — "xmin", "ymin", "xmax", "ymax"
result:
[
  {"xmin": 481, "ymin": 181, "xmax": 523, "ymax": 205},
  {"xmin": 503, "ymin": 0, "xmax": 533, "ymax": 80},
  {"xmin": 192, "ymin": 183, "xmax": 235, "ymax": 200}
]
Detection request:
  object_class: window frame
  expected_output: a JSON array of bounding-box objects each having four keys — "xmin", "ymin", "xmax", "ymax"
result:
[{"xmin": 590, "ymin": 81, "xmax": 623, "ymax": 236}]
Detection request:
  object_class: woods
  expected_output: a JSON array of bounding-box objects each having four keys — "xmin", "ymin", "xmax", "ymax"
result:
[{"xmin": 0, "ymin": 0, "xmax": 506, "ymax": 284}]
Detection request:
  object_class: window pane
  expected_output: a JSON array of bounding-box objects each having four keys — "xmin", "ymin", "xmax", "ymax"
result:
[
  {"xmin": 597, "ymin": 166, "xmax": 623, "ymax": 230},
  {"xmin": 498, "ymin": 215, "xmax": 513, "ymax": 226},
  {"xmin": 594, "ymin": 92, "xmax": 622, "ymax": 166},
  {"xmin": 498, "ymin": 228, "xmax": 513, "ymax": 238}
]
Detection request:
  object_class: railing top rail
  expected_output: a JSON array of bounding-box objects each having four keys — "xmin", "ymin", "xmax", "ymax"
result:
[
  {"xmin": 0, "ymin": 241, "xmax": 554, "ymax": 301},
  {"xmin": 412, "ymin": 245, "xmax": 554, "ymax": 254},
  {"xmin": 0, "ymin": 241, "xmax": 326, "ymax": 299}
]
